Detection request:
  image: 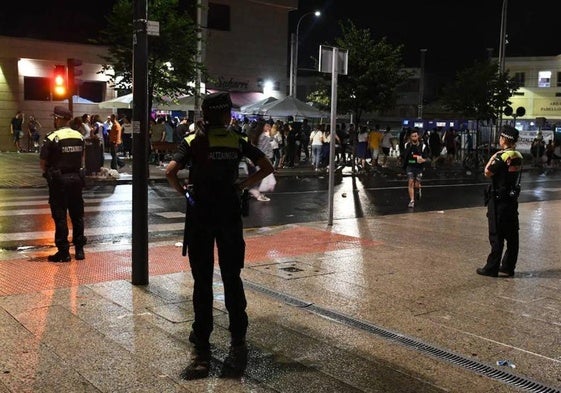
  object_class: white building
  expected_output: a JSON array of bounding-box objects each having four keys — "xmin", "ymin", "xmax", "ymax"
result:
[{"xmin": 502, "ymin": 54, "xmax": 561, "ymax": 131}]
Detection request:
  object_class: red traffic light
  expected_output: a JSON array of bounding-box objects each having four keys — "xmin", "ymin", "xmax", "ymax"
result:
[{"xmin": 52, "ymin": 65, "xmax": 67, "ymax": 99}]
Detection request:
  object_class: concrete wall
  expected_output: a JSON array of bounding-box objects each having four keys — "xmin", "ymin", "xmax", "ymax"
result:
[{"xmin": 0, "ymin": 37, "xmax": 113, "ymax": 152}]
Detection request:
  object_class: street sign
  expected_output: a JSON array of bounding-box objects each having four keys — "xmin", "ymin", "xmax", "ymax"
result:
[
  {"xmin": 318, "ymin": 45, "xmax": 348, "ymax": 75},
  {"xmin": 147, "ymin": 20, "xmax": 160, "ymax": 36}
]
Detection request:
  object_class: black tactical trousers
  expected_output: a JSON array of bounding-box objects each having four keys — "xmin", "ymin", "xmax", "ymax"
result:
[
  {"xmin": 48, "ymin": 174, "xmax": 85, "ymax": 252},
  {"xmin": 484, "ymin": 198, "xmax": 519, "ymax": 274},
  {"xmin": 186, "ymin": 214, "xmax": 248, "ymax": 348}
]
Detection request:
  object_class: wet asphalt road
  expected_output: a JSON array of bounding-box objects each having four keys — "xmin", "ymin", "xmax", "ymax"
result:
[{"xmin": 1, "ymin": 169, "xmax": 560, "ymax": 252}]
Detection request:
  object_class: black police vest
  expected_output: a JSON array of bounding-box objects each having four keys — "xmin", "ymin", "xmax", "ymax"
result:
[
  {"xmin": 491, "ymin": 149, "xmax": 523, "ymax": 198},
  {"xmin": 45, "ymin": 127, "xmax": 84, "ymax": 173},
  {"xmin": 184, "ymin": 127, "xmax": 244, "ymax": 190}
]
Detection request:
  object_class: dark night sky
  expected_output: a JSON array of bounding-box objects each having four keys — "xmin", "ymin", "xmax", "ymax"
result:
[
  {"xmin": 1, "ymin": 0, "xmax": 560, "ymax": 77},
  {"xmin": 293, "ymin": 0, "xmax": 561, "ymax": 76}
]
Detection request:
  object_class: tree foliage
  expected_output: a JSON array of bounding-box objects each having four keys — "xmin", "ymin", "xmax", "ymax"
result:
[
  {"xmin": 308, "ymin": 20, "xmax": 411, "ymax": 125},
  {"xmin": 95, "ymin": 0, "xmax": 202, "ymax": 110},
  {"xmin": 441, "ymin": 60, "xmax": 518, "ymax": 122}
]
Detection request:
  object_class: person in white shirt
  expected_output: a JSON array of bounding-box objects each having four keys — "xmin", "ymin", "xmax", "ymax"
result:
[
  {"xmin": 380, "ymin": 126, "xmax": 393, "ymax": 167},
  {"xmin": 309, "ymin": 124, "xmax": 325, "ymax": 171}
]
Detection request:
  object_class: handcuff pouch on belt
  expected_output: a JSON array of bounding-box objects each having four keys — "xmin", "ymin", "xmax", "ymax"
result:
[{"xmin": 485, "ymin": 185, "xmax": 520, "ymax": 206}]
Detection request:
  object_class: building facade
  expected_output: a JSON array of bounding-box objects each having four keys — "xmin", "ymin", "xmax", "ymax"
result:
[
  {"xmin": 0, "ymin": 0, "xmax": 297, "ymax": 152},
  {"xmin": 501, "ymin": 55, "xmax": 561, "ymax": 131}
]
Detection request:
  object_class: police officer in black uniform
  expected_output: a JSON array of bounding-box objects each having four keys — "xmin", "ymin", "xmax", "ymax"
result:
[
  {"xmin": 40, "ymin": 106, "xmax": 87, "ymax": 262},
  {"xmin": 166, "ymin": 92, "xmax": 273, "ymax": 379},
  {"xmin": 477, "ymin": 125, "xmax": 523, "ymax": 277}
]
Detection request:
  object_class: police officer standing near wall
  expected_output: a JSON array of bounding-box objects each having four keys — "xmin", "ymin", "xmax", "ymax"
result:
[
  {"xmin": 166, "ymin": 92, "xmax": 274, "ymax": 379},
  {"xmin": 477, "ymin": 125, "xmax": 523, "ymax": 277},
  {"xmin": 40, "ymin": 106, "xmax": 87, "ymax": 262}
]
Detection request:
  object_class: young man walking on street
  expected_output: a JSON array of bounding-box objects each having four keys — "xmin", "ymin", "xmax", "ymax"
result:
[{"xmin": 402, "ymin": 128, "xmax": 430, "ymax": 208}]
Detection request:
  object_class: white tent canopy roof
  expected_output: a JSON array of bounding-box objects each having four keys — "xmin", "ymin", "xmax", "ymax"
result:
[
  {"xmin": 98, "ymin": 93, "xmax": 203, "ymax": 111},
  {"xmin": 259, "ymin": 96, "xmax": 327, "ymax": 118}
]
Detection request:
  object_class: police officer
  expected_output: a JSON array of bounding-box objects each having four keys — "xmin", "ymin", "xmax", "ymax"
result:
[
  {"xmin": 40, "ymin": 106, "xmax": 87, "ymax": 262},
  {"xmin": 165, "ymin": 92, "xmax": 273, "ymax": 379},
  {"xmin": 477, "ymin": 125, "xmax": 523, "ymax": 277}
]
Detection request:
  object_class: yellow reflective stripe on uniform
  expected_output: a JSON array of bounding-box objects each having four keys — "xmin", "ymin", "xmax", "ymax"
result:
[
  {"xmin": 185, "ymin": 134, "xmax": 196, "ymax": 145},
  {"xmin": 184, "ymin": 128, "xmax": 242, "ymax": 149},
  {"xmin": 208, "ymin": 132, "xmax": 241, "ymax": 149},
  {"xmin": 46, "ymin": 127, "xmax": 84, "ymax": 141},
  {"xmin": 500, "ymin": 150, "xmax": 523, "ymax": 161},
  {"xmin": 500, "ymin": 150, "xmax": 523, "ymax": 172}
]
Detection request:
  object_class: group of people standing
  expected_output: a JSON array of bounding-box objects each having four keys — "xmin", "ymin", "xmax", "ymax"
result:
[
  {"xmin": 230, "ymin": 116, "xmax": 313, "ymax": 170},
  {"xmin": 10, "ymin": 111, "xmax": 43, "ymax": 153}
]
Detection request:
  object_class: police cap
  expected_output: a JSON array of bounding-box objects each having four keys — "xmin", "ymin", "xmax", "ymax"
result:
[
  {"xmin": 202, "ymin": 92, "xmax": 232, "ymax": 113},
  {"xmin": 53, "ymin": 106, "xmax": 72, "ymax": 120},
  {"xmin": 500, "ymin": 125, "xmax": 519, "ymax": 143}
]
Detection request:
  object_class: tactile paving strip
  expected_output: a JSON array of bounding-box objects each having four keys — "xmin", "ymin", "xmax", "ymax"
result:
[{"xmin": 0, "ymin": 226, "xmax": 381, "ymax": 296}]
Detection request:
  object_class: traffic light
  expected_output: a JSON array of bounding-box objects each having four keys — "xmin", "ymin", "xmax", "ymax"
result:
[
  {"xmin": 67, "ymin": 58, "xmax": 83, "ymax": 97},
  {"xmin": 52, "ymin": 65, "xmax": 67, "ymax": 100}
]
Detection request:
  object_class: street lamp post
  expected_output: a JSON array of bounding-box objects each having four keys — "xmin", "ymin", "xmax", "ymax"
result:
[
  {"xmin": 496, "ymin": 0, "xmax": 508, "ymax": 146},
  {"xmin": 289, "ymin": 10, "xmax": 320, "ymax": 97},
  {"xmin": 417, "ymin": 48, "xmax": 427, "ymax": 119}
]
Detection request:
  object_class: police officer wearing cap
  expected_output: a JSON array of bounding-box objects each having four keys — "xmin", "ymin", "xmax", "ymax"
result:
[
  {"xmin": 40, "ymin": 106, "xmax": 87, "ymax": 262},
  {"xmin": 477, "ymin": 125, "xmax": 523, "ymax": 277},
  {"xmin": 166, "ymin": 92, "xmax": 273, "ymax": 379}
]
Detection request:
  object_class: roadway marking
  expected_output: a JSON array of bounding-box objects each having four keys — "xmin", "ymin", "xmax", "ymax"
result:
[
  {"xmin": 0, "ymin": 204, "xmax": 164, "ymax": 216},
  {"xmin": 0, "ymin": 222, "xmax": 184, "ymax": 242}
]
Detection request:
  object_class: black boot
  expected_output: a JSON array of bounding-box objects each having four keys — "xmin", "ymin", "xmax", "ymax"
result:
[
  {"xmin": 181, "ymin": 349, "xmax": 211, "ymax": 380},
  {"xmin": 48, "ymin": 250, "xmax": 71, "ymax": 262},
  {"xmin": 75, "ymin": 247, "xmax": 85, "ymax": 260}
]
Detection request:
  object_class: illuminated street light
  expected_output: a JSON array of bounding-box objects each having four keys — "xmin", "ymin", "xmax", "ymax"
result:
[{"xmin": 289, "ymin": 10, "xmax": 320, "ymax": 97}]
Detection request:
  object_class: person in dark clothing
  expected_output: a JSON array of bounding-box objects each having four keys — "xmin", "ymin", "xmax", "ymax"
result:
[
  {"xmin": 477, "ymin": 125, "xmax": 523, "ymax": 278},
  {"xmin": 40, "ymin": 106, "xmax": 87, "ymax": 262},
  {"xmin": 300, "ymin": 118, "xmax": 311, "ymax": 162},
  {"xmin": 166, "ymin": 92, "xmax": 273, "ymax": 380},
  {"xmin": 284, "ymin": 122, "xmax": 298, "ymax": 167},
  {"xmin": 398, "ymin": 127, "xmax": 409, "ymax": 166},
  {"xmin": 402, "ymin": 128, "xmax": 430, "ymax": 208},
  {"xmin": 428, "ymin": 127, "xmax": 442, "ymax": 168}
]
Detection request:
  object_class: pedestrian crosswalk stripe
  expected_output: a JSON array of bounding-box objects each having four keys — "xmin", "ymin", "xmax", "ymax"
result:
[
  {"xmin": 0, "ymin": 204, "xmax": 164, "ymax": 216},
  {"xmin": 0, "ymin": 222, "xmax": 184, "ymax": 242}
]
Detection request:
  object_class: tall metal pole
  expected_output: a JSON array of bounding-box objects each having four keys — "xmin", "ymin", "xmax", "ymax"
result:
[
  {"xmin": 194, "ymin": 0, "xmax": 203, "ymax": 119},
  {"xmin": 289, "ymin": 33, "xmax": 296, "ymax": 96},
  {"xmin": 498, "ymin": 0, "xmax": 508, "ymax": 75},
  {"xmin": 131, "ymin": 0, "xmax": 149, "ymax": 285},
  {"xmin": 327, "ymin": 47, "xmax": 338, "ymax": 226},
  {"xmin": 417, "ymin": 49, "xmax": 427, "ymax": 120},
  {"xmin": 496, "ymin": 0, "xmax": 508, "ymax": 146},
  {"xmin": 290, "ymin": 11, "xmax": 320, "ymax": 98}
]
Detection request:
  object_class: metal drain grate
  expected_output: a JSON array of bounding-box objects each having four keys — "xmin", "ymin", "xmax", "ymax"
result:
[
  {"xmin": 279, "ymin": 266, "xmax": 304, "ymax": 273},
  {"xmin": 246, "ymin": 280, "xmax": 561, "ymax": 393}
]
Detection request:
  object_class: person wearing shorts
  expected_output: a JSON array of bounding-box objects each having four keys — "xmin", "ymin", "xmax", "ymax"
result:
[{"xmin": 402, "ymin": 128, "xmax": 430, "ymax": 208}]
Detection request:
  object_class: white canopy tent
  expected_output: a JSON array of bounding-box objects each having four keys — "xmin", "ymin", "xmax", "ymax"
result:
[
  {"xmin": 98, "ymin": 93, "xmax": 203, "ymax": 111},
  {"xmin": 259, "ymin": 96, "xmax": 326, "ymax": 118},
  {"xmin": 63, "ymin": 95, "xmax": 95, "ymax": 104},
  {"xmin": 98, "ymin": 93, "xmax": 134, "ymax": 109},
  {"xmin": 239, "ymin": 96, "xmax": 278, "ymax": 115}
]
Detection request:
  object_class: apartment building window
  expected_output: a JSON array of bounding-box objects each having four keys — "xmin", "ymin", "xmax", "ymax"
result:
[
  {"xmin": 207, "ymin": 3, "xmax": 230, "ymax": 31},
  {"xmin": 538, "ymin": 70, "xmax": 551, "ymax": 87},
  {"xmin": 513, "ymin": 72, "xmax": 525, "ymax": 87},
  {"xmin": 557, "ymin": 72, "xmax": 561, "ymax": 87},
  {"xmin": 24, "ymin": 77, "xmax": 51, "ymax": 101},
  {"xmin": 78, "ymin": 81, "xmax": 107, "ymax": 103},
  {"xmin": 23, "ymin": 76, "xmax": 106, "ymax": 102}
]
